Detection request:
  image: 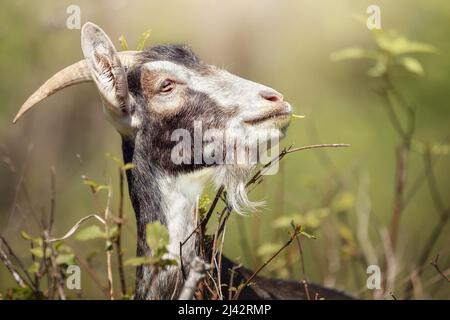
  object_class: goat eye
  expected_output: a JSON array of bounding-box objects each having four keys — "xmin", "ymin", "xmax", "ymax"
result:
[{"xmin": 160, "ymin": 79, "xmax": 175, "ymax": 93}]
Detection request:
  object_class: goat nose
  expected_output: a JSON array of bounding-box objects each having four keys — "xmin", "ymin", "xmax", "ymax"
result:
[{"xmin": 260, "ymin": 90, "xmax": 283, "ymax": 103}]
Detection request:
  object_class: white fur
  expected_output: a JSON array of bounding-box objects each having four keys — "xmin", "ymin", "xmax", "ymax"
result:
[
  {"xmin": 143, "ymin": 61, "xmax": 290, "ymax": 121},
  {"xmin": 159, "ymin": 168, "xmax": 214, "ymax": 261}
]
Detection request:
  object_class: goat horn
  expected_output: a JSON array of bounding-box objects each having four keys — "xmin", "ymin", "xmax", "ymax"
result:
[{"xmin": 13, "ymin": 51, "xmax": 140, "ymax": 124}]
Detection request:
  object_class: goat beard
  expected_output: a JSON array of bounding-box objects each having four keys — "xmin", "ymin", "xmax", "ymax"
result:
[{"xmin": 213, "ymin": 163, "xmax": 263, "ymax": 214}]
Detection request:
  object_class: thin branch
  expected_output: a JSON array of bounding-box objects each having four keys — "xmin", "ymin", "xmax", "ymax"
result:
[
  {"xmin": 115, "ymin": 168, "xmax": 127, "ymax": 296},
  {"xmin": 73, "ymin": 252, "xmax": 109, "ymax": 297},
  {"xmin": 246, "ymin": 144, "xmax": 350, "ymax": 188},
  {"xmin": 388, "ymin": 144, "xmax": 408, "ymax": 250},
  {"xmin": 378, "ymin": 89, "xmax": 408, "ymax": 140},
  {"xmin": 0, "ymin": 243, "xmax": 28, "ymax": 288},
  {"xmin": 201, "ymin": 185, "xmax": 225, "ymax": 230},
  {"xmin": 389, "ymin": 292, "xmax": 398, "ymax": 300},
  {"xmin": 228, "ymin": 264, "xmax": 242, "ymax": 300},
  {"xmin": 48, "ymin": 166, "xmax": 56, "ymax": 233},
  {"xmin": 104, "ymin": 185, "xmax": 114, "ymax": 300},
  {"xmin": 232, "ymin": 225, "xmax": 305, "ymax": 299},
  {"xmin": 180, "ymin": 185, "xmax": 225, "ymax": 249},
  {"xmin": 236, "ymin": 218, "xmax": 256, "ymax": 268},
  {"xmin": 404, "ymin": 149, "xmax": 450, "ymax": 297},
  {"xmin": 43, "ymin": 230, "xmax": 66, "ymax": 300},
  {"xmin": 302, "ymin": 280, "xmax": 311, "ymax": 300},
  {"xmin": 294, "ymin": 228, "xmax": 306, "ymax": 276},
  {"xmin": 430, "ymin": 254, "xmax": 449, "ymax": 283},
  {"xmin": 0, "ymin": 234, "xmax": 35, "ymax": 288}
]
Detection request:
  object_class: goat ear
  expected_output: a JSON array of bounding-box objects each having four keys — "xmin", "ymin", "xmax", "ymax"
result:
[{"xmin": 81, "ymin": 22, "xmax": 130, "ymax": 119}]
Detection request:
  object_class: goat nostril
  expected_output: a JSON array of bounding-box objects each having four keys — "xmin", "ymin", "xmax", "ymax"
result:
[{"xmin": 261, "ymin": 91, "xmax": 283, "ymax": 103}]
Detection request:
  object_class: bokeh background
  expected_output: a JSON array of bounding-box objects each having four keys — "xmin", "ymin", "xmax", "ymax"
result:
[{"xmin": 0, "ymin": 0, "xmax": 449, "ymax": 299}]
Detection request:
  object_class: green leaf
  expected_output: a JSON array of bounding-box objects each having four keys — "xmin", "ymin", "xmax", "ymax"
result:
[
  {"xmin": 198, "ymin": 194, "xmax": 212, "ymax": 218},
  {"xmin": 124, "ymin": 256, "xmax": 151, "ymax": 266},
  {"xmin": 95, "ymin": 185, "xmax": 110, "ymax": 193},
  {"xmin": 412, "ymin": 140, "xmax": 450, "ymax": 156},
  {"xmin": 105, "ymin": 153, "xmax": 123, "ymax": 166},
  {"xmin": 331, "ymin": 47, "xmax": 380, "ymax": 61},
  {"xmin": 124, "ymin": 256, "xmax": 177, "ymax": 268},
  {"xmin": 146, "ymin": 221, "xmax": 170, "ymax": 253},
  {"xmin": 56, "ymin": 253, "xmax": 76, "ymax": 265},
  {"xmin": 273, "ymin": 214, "xmax": 303, "ymax": 229},
  {"xmin": 122, "ymin": 163, "xmax": 135, "ymax": 171},
  {"xmin": 82, "ymin": 179, "xmax": 98, "ymax": 189},
  {"xmin": 273, "ymin": 209, "xmax": 329, "ymax": 230},
  {"xmin": 430, "ymin": 144, "xmax": 450, "ymax": 155},
  {"xmin": 373, "ymin": 29, "xmax": 436, "ymax": 55},
  {"xmin": 27, "ymin": 262, "xmax": 40, "ymax": 274},
  {"xmin": 75, "ymin": 225, "xmax": 107, "ymax": 241},
  {"xmin": 137, "ymin": 30, "xmax": 151, "ymax": 51},
  {"xmin": 367, "ymin": 57, "xmax": 388, "ymax": 77},
  {"xmin": 332, "ymin": 192, "xmax": 355, "ymax": 212},
  {"xmin": 55, "ymin": 243, "xmax": 73, "ymax": 254},
  {"xmin": 338, "ymin": 224, "xmax": 355, "ymax": 243},
  {"xmin": 8, "ymin": 287, "xmax": 36, "ymax": 300},
  {"xmin": 108, "ymin": 225, "xmax": 119, "ymax": 241},
  {"xmin": 20, "ymin": 231, "xmax": 32, "ymax": 241},
  {"xmin": 20, "ymin": 231, "xmax": 42, "ymax": 245},
  {"xmin": 30, "ymin": 247, "xmax": 51, "ymax": 258},
  {"xmin": 299, "ymin": 230, "xmax": 316, "ymax": 239},
  {"xmin": 399, "ymin": 56, "xmax": 424, "ymax": 75},
  {"xmin": 118, "ymin": 35, "xmax": 129, "ymax": 51}
]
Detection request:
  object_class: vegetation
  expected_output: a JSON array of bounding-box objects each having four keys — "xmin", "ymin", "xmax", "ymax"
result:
[{"xmin": 0, "ymin": 1, "xmax": 448, "ymax": 300}]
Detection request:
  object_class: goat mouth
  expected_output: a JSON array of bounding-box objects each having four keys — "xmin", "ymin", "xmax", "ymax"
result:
[{"xmin": 244, "ymin": 111, "xmax": 292, "ymax": 126}]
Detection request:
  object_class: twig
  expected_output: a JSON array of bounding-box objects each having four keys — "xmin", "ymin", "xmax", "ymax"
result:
[
  {"xmin": 115, "ymin": 168, "xmax": 127, "ymax": 296},
  {"xmin": 0, "ymin": 234, "xmax": 35, "ymax": 288},
  {"xmin": 215, "ymin": 222, "xmax": 227, "ymax": 300},
  {"xmin": 388, "ymin": 144, "xmax": 409, "ymax": 251},
  {"xmin": 302, "ymin": 280, "xmax": 311, "ymax": 300},
  {"xmin": 73, "ymin": 252, "xmax": 109, "ymax": 297},
  {"xmin": 232, "ymin": 225, "xmax": 305, "ymax": 299},
  {"xmin": 201, "ymin": 185, "xmax": 225, "ymax": 230},
  {"xmin": 43, "ymin": 230, "xmax": 66, "ymax": 300},
  {"xmin": 379, "ymin": 229, "xmax": 397, "ymax": 299},
  {"xmin": 208, "ymin": 207, "xmax": 230, "ymax": 299},
  {"xmin": 389, "ymin": 292, "xmax": 398, "ymax": 300},
  {"xmin": 246, "ymin": 144, "xmax": 350, "ymax": 188},
  {"xmin": 104, "ymin": 185, "xmax": 114, "ymax": 300},
  {"xmin": 180, "ymin": 185, "xmax": 225, "ymax": 250},
  {"xmin": 294, "ymin": 228, "xmax": 306, "ymax": 276},
  {"xmin": 0, "ymin": 243, "xmax": 28, "ymax": 288},
  {"xmin": 379, "ymin": 89, "xmax": 408, "ymax": 140},
  {"xmin": 228, "ymin": 264, "xmax": 242, "ymax": 300},
  {"xmin": 404, "ymin": 149, "xmax": 450, "ymax": 297},
  {"xmin": 402, "ymin": 134, "xmax": 450, "ymax": 210},
  {"xmin": 378, "ymin": 81, "xmax": 416, "ymax": 292},
  {"xmin": 48, "ymin": 167, "xmax": 56, "ymax": 233},
  {"xmin": 236, "ymin": 218, "xmax": 256, "ymax": 268},
  {"xmin": 430, "ymin": 254, "xmax": 449, "ymax": 283}
]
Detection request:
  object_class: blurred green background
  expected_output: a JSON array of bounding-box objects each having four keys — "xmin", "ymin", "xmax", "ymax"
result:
[{"xmin": 0, "ymin": 0, "xmax": 448, "ymax": 299}]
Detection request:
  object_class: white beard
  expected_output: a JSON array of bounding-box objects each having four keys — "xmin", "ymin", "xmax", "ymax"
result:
[{"xmin": 213, "ymin": 163, "xmax": 263, "ymax": 214}]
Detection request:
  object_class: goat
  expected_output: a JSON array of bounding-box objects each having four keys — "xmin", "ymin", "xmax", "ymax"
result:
[{"xmin": 14, "ymin": 22, "xmax": 352, "ymax": 300}]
